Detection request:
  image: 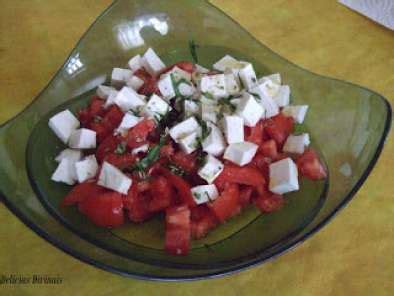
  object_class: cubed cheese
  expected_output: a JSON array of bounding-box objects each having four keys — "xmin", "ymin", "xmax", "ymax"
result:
[
  {"xmin": 195, "ymin": 64, "xmax": 210, "ymax": 74},
  {"xmin": 169, "ymin": 117, "xmax": 200, "ymax": 143},
  {"xmin": 48, "ymin": 110, "xmax": 80, "ymax": 144},
  {"xmin": 273, "ymin": 85, "xmax": 290, "ymax": 107},
  {"xmin": 104, "ymin": 89, "xmax": 119, "ymax": 108},
  {"xmin": 198, "ymin": 155, "xmax": 224, "ymax": 184},
  {"xmin": 157, "ymin": 74, "xmax": 175, "ymax": 100},
  {"xmin": 75, "ymin": 155, "xmax": 99, "ymax": 183},
  {"xmin": 131, "ymin": 143, "xmax": 150, "ymax": 155},
  {"xmin": 199, "ymin": 74, "xmax": 228, "ymax": 98},
  {"xmin": 199, "ymin": 93, "xmax": 217, "ymax": 106},
  {"xmin": 258, "ymin": 73, "xmax": 281, "ymax": 85},
  {"xmin": 178, "ymin": 131, "xmax": 200, "ymax": 154},
  {"xmin": 98, "ymin": 162, "xmax": 132, "ymax": 194},
  {"xmin": 191, "ymin": 184, "xmax": 219, "ymax": 205},
  {"xmin": 283, "ymin": 133, "xmax": 310, "ymax": 154},
  {"xmin": 213, "ymin": 55, "xmax": 241, "ymax": 72},
  {"xmin": 223, "ymin": 141, "xmax": 258, "ymax": 166},
  {"xmin": 224, "ymin": 71, "xmax": 241, "ymax": 95},
  {"xmin": 69, "ymin": 128, "xmax": 96, "ymax": 149},
  {"xmin": 115, "ymin": 112, "xmax": 141, "ymax": 136},
  {"xmin": 236, "ymin": 93, "xmax": 264, "ymax": 127},
  {"xmin": 239, "ymin": 63, "xmax": 257, "ymax": 90},
  {"xmin": 222, "ymin": 115, "xmax": 244, "ymax": 144},
  {"xmin": 250, "ymin": 85, "xmax": 279, "ymax": 118},
  {"xmin": 256, "ymin": 79, "xmax": 281, "ymax": 98},
  {"xmin": 55, "ymin": 148, "xmax": 83, "ymax": 163},
  {"xmin": 51, "ymin": 159, "xmax": 76, "ymax": 185},
  {"xmin": 269, "ymin": 158, "xmax": 299, "ymax": 194},
  {"xmin": 165, "ymin": 66, "xmax": 192, "ymax": 82},
  {"xmin": 142, "ymin": 48, "xmax": 166, "ymax": 76},
  {"xmin": 141, "ymin": 94, "xmax": 170, "ymax": 120},
  {"xmin": 127, "ymin": 54, "xmax": 142, "ymax": 73},
  {"xmin": 230, "ymin": 98, "xmax": 242, "ymax": 108},
  {"xmin": 183, "ymin": 99, "xmax": 200, "ymax": 117},
  {"xmin": 111, "ymin": 68, "xmax": 133, "ymax": 88},
  {"xmin": 202, "ymin": 122, "xmax": 226, "ymax": 156},
  {"xmin": 126, "ymin": 75, "xmax": 144, "ymax": 91},
  {"xmin": 201, "ymin": 103, "xmax": 220, "ymax": 124},
  {"xmin": 282, "ymin": 105, "xmax": 309, "ymax": 123},
  {"xmin": 96, "ymin": 85, "xmax": 115, "ymax": 99},
  {"xmin": 113, "ymin": 86, "xmax": 146, "ymax": 112},
  {"xmin": 178, "ymin": 82, "xmax": 195, "ymax": 97}
]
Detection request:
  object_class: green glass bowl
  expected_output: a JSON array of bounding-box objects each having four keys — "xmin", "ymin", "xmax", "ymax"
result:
[{"xmin": 0, "ymin": 0, "xmax": 391, "ymax": 281}]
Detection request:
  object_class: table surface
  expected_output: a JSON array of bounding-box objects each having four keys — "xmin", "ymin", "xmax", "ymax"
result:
[{"xmin": 0, "ymin": 0, "xmax": 393, "ymax": 295}]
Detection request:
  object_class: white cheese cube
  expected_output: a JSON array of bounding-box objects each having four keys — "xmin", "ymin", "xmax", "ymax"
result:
[
  {"xmin": 75, "ymin": 155, "xmax": 99, "ymax": 183},
  {"xmin": 98, "ymin": 162, "xmax": 132, "ymax": 194},
  {"xmin": 48, "ymin": 110, "xmax": 80, "ymax": 144},
  {"xmin": 250, "ymin": 84, "xmax": 279, "ymax": 118},
  {"xmin": 199, "ymin": 93, "xmax": 217, "ymax": 106},
  {"xmin": 199, "ymin": 74, "xmax": 228, "ymax": 98},
  {"xmin": 55, "ymin": 148, "xmax": 83, "ymax": 163},
  {"xmin": 158, "ymin": 74, "xmax": 176, "ymax": 101},
  {"xmin": 198, "ymin": 155, "xmax": 224, "ymax": 184},
  {"xmin": 236, "ymin": 93, "xmax": 264, "ymax": 127},
  {"xmin": 126, "ymin": 75, "xmax": 144, "ymax": 91},
  {"xmin": 165, "ymin": 66, "xmax": 192, "ymax": 82},
  {"xmin": 269, "ymin": 158, "xmax": 299, "ymax": 194},
  {"xmin": 223, "ymin": 141, "xmax": 258, "ymax": 166},
  {"xmin": 178, "ymin": 131, "xmax": 200, "ymax": 154},
  {"xmin": 96, "ymin": 85, "xmax": 115, "ymax": 99},
  {"xmin": 141, "ymin": 94, "xmax": 170, "ymax": 120},
  {"xmin": 202, "ymin": 122, "xmax": 226, "ymax": 156},
  {"xmin": 131, "ymin": 144, "xmax": 150, "ymax": 155},
  {"xmin": 127, "ymin": 54, "xmax": 142, "ymax": 73},
  {"xmin": 183, "ymin": 100, "xmax": 200, "ymax": 118},
  {"xmin": 213, "ymin": 55, "xmax": 241, "ymax": 72},
  {"xmin": 111, "ymin": 68, "xmax": 133, "ymax": 88},
  {"xmin": 169, "ymin": 117, "xmax": 200, "ymax": 143},
  {"xmin": 178, "ymin": 82, "xmax": 195, "ymax": 97},
  {"xmin": 239, "ymin": 63, "xmax": 257, "ymax": 90},
  {"xmin": 283, "ymin": 133, "xmax": 310, "ymax": 154},
  {"xmin": 255, "ymin": 79, "xmax": 280, "ymax": 98},
  {"xmin": 282, "ymin": 105, "xmax": 309, "ymax": 124},
  {"xmin": 195, "ymin": 64, "xmax": 210, "ymax": 74},
  {"xmin": 201, "ymin": 103, "xmax": 220, "ymax": 124},
  {"xmin": 222, "ymin": 115, "xmax": 244, "ymax": 144},
  {"xmin": 230, "ymin": 98, "xmax": 242, "ymax": 108},
  {"xmin": 69, "ymin": 128, "xmax": 96, "ymax": 149},
  {"xmin": 114, "ymin": 86, "xmax": 146, "ymax": 112},
  {"xmin": 104, "ymin": 89, "xmax": 119, "ymax": 108},
  {"xmin": 258, "ymin": 73, "xmax": 281, "ymax": 85},
  {"xmin": 142, "ymin": 48, "xmax": 166, "ymax": 76},
  {"xmin": 273, "ymin": 85, "xmax": 290, "ymax": 107},
  {"xmin": 191, "ymin": 184, "xmax": 219, "ymax": 205},
  {"xmin": 115, "ymin": 112, "xmax": 142, "ymax": 136},
  {"xmin": 51, "ymin": 159, "xmax": 76, "ymax": 185},
  {"xmin": 224, "ymin": 71, "xmax": 241, "ymax": 95}
]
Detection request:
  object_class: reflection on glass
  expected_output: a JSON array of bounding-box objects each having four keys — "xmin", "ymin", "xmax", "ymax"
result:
[{"xmin": 65, "ymin": 53, "xmax": 84, "ymax": 76}]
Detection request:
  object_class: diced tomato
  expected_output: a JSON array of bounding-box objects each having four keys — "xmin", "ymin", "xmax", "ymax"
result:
[
  {"xmin": 259, "ymin": 139, "xmax": 278, "ymax": 160},
  {"xmin": 127, "ymin": 118, "xmax": 156, "ymax": 149},
  {"xmin": 123, "ymin": 182, "xmax": 152, "ymax": 223},
  {"xmin": 254, "ymin": 191, "xmax": 284, "ymax": 213},
  {"xmin": 245, "ymin": 121, "xmax": 264, "ymax": 146},
  {"xmin": 160, "ymin": 61, "xmax": 195, "ymax": 75},
  {"xmin": 148, "ymin": 176, "xmax": 175, "ymax": 212},
  {"xmin": 89, "ymin": 121, "xmax": 111, "ymax": 143},
  {"xmin": 61, "ymin": 181, "xmax": 106, "ymax": 206},
  {"xmin": 239, "ymin": 186, "xmax": 254, "ymax": 207},
  {"xmin": 208, "ymin": 184, "xmax": 240, "ymax": 222},
  {"xmin": 190, "ymin": 205, "xmax": 218, "ymax": 239},
  {"xmin": 102, "ymin": 105, "xmax": 124, "ymax": 128},
  {"xmin": 104, "ymin": 153, "xmax": 137, "ymax": 170},
  {"xmin": 165, "ymin": 205, "xmax": 191, "ymax": 255},
  {"xmin": 171, "ymin": 151, "xmax": 197, "ymax": 173},
  {"xmin": 134, "ymin": 68, "xmax": 152, "ymax": 82},
  {"xmin": 96, "ymin": 135, "xmax": 121, "ymax": 163},
  {"xmin": 134, "ymin": 68, "xmax": 160, "ymax": 95},
  {"xmin": 214, "ymin": 164, "xmax": 266, "ymax": 189},
  {"xmin": 296, "ymin": 149, "xmax": 327, "ymax": 180},
  {"xmin": 264, "ymin": 113, "xmax": 294, "ymax": 146},
  {"xmin": 78, "ymin": 96, "xmax": 105, "ymax": 127},
  {"xmin": 160, "ymin": 143, "xmax": 175, "ymax": 158},
  {"xmin": 78, "ymin": 191, "xmax": 124, "ymax": 227}
]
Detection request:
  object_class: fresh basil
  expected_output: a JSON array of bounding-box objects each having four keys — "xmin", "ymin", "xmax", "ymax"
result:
[{"xmin": 188, "ymin": 39, "xmax": 199, "ymax": 64}]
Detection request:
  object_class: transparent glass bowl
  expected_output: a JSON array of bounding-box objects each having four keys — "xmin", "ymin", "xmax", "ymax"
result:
[{"xmin": 0, "ymin": 0, "xmax": 391, "ymax": 281}]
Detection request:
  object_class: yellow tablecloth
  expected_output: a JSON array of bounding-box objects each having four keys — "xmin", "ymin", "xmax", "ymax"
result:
[{"xmin": 0, "ymin": 1, "xmax": 393, "ymax": 295}]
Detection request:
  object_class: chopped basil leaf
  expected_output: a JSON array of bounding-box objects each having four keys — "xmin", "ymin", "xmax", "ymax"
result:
[
  {"xmin": 131, "ymin": 135, "xmax": 167, "ymax": 172},
  {"xmin": 188, "ymin": 39, "xmax": 199, "ymax": 64},
  {"xmin": 114, "ymin": 141, "xmax": 127, "ymax": 155},
  {"xmin": 202, "ymin": 92, "xmax": 215, "ymax": 100},
  {"xmin": 93, "ymin": 115, "xmax": 103, "ymax": 123},
  {"xmin": 166, "ymin": 163, "xmax": 187, "ymax": 177}
]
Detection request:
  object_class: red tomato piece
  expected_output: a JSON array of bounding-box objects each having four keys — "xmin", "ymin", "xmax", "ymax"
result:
[
  {"xmin": 61, "ymin": 181, "xmax": 106, "ymax": 206},
  {"xmin": 165, "ymin": 205, "xmax": 191, "ymax": 256},
  {"xmin": 239, "ymin": 186, "xmax": 254, "ymax": 207},
  {"xmin": 171, "ymin": 151, "xmax": 197, "ymax": 173},
  {"xmin": 127, "ymin": 118, "xmax": 156, "ymax": 149},
  {"xmin": 190, "ymin": 205, "xmax": 218, "ymax": 239},
  {"xmin": 78, "ymin": 96, "xmax": 105, "ymax": 127},
  {"xmin": 214, "ymin": 164, "xmax": 266, "ymax": 189},
  {"xmin": 296, "ymin": 149, "xmax": 327, "ymax": 180},
  {"xmin": 78, "ymin": 191, "xmax": 124, "ymax": 227},
  {"xmin": 102, "ymin": 105, "xmax": 124, "ymax": 128},
  {"xmin": 254, "ymin": 191, "xmax": 284, "ymax": 213},
  {"xmin": 148, "ymin": 176, "xmax": 175, "ymax": 212},
  {"xmin": 264, "ymin": 113, "xmax": 294, "ymax": 146},
  {"xmin": 208, "ymin": 184, "xmax": 240, "ymax": 222},
  {"xmin": 160, "ymin": 143, "xmax": 175, "ymax": 158},
  {"xmin": 104, "ymin": 153, "xmax": 137, "ymax": 170},
  {"xmin": 259, "ymin": 139, "xmax": 278, "ymax": 160},
  {"xmin": 245, "ymin": 121, "xmax": 264, "ymax": 146},
  {"xmin": 123, "ymin": 182, "xmax": 152, "ymax": 223},
  {"xmin": 96, "ymin": 135, "xmax": 121, "ymax": 163}
]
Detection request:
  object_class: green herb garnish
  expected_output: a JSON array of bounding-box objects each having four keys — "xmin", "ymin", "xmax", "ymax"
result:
[
  {"xmin": 201, "ymin": 92, "xmax": 215, "ymax": 101},
  {"xmin": 131, "ymin": 135, "xmax": 167, "ymax": 172},
  {"xmin": 188, "ymin": 40, "xmax": 199, "ymax": 64},
  {"xmin": 114, "ymin": 141, "xmax": 127, "ymax": 155},
  {"xmin": 166, "ymin": 163, "xmax": 187, "ymax": 177}
]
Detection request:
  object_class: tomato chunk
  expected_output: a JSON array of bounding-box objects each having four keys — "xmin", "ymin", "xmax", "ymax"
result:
[
  {"xmin": 245, "ymin": 121, "xmax": 264, "ymax": 146},
  {"xmin": 296, "ymin": 149, "xmax": 327, "ymax": 180},
  {"xmin": 127, "ymin": 118, "xmax": 156, "ymax": 149},
  {"xmin": 254, "ymin": 190, "xmax": 285, "ymax": 213},
  {"xmin": 62, "ymin": 181, "xmax": 106, "ymax": 206},
  {"xmin": 165, "ymin": 205, "xmax": 191, "ymax": 255},
  {"xmin": 259, "ymin": 139, "xmax": 278, "ymax": 160},
  {"xmin": 239, "ymin": 186, "xmax": 254, "ymax": 207},
  {"xmin": 171, "ymin": 151, "xmax": 198, "ymax": 173},
  {"xmin": 148, "ymin": 176, "xmax": 175, "ymax": 212},
  {"xmin": 104, "ymin": 153, "xmax": 137, "ymax": 170},
  {"xmin": 214, "ymin": 164, "xmax": 266, "ymax": 189},
  {"xmin": 208, "ymin": 184, "xmax": 240, "ymax": 222},
  {"xmin": 123, "ymin": 182, "xmax": 152, "ymax": 223},
  {"xmin": 190, "ymin": 205, "xmax": 218, "ymax": 239},
  {"xmin": 96, "ymin": 135, "xmax": 121, "ymax": 163},
  {"xmin": 78, "ymin": 192, "xmax": 124, "ymax": 227},
  {"xmin": 264, "ymin": 113, "xmax": 294, "ymax": 146}
]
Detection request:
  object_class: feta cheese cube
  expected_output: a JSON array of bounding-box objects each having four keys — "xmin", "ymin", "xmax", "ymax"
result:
[
  {"xmin": 114, "ymin": 86, "xmax": 146, "ymax": 112},
  {"xmin": 199, "ymin": 74, "xmax": 228, "ymax": 98},
  {"xmin": 199, "ymin": 93, "xmax": 217, "ymax": 106},
  {"xmin": 178, "ymin": 131, "xmax": 200, "ymax": 154},
  {"xmin": 169, "ymin": 117, "xmax": 200, "ymax": 143},
  {"xmin": 195, "ymin": 64, "xmax": 210, "ymax": 74},
  {"xmin": 126, "ymin": 75, "xmax": 144, "ymax": 91},
  {"xmin": 283, "ymin": 133, "xmax": 310, "ymax": 154},
  {"xmin": 201, "ymin": 103, "xmax": 220, "ymax": 124},
  {"xmin": 198, "ymin": 155, "xmax": 224, "ymax": 184},
  {"xmin": 222, "ymin": 115, "xmax": 244, "ymax": 144},
  {"xmin": 104, "ymin": 89, "xmax": 119, "ymax": 108},
  {"xmin": 158, "ymin": 74, "xmax": 176, "ymax": 101},
  {"xmin": 183, "ymin": 100, "xmax": 200, "ymax": 118},
  {"xmin": 51, "ymin": 159, "xmax": 76, "ymax": 185},
  {"xmin": 258, "ymin": 73, "xmax": 281, "ymax": 85},
  {"xmin": 202, "ymin": 122, "xmax": 226, "ymax": 156},
  {"xmin": 236, "ymin": 93, "xmax": 264, "ymax": 127},
  {"xmin": 75, "ymin": 155, "xmax": 99, "ymax": 183},
  {"xmin": 250, "ymin": 85, "xmax": 279, "ymax": 118},
  {"xmin": 69, "ymin": 128, "xmax": 96, "ymax": 149},
  {"xmin": 256, "ymin": 79, "xmax": 281, "ymax": 98},
  {"xmin": 282, "ymin": 105, "xmax": 309, "ymax": 124},
  {"xmin": 223, "ymin": 141, "xmax": 258, "ymax": 166},
  {"xmin": 230, "ymin": 98, "xmax": 242, "ymax": 108},
  {"xmin": 273, "ymin": 85, "xmax": 290, "ymax": 107},
  {"xmin": 96, "ymin": 85, "xmax": 115, "ymax": 99},
  {"xmin": 111, "ymin": 68, "xmax": 133, "ymax": 88},
  {"xmin": 269, "ymin": 158, "xmax": 299, "ymax": 194},
  {"xmin": 165, "ymin": 66, "xmax": 192, "ymax": 82},
  {"xmin": 239, "ymin": 63, "xmax": 257, "ymax": 90},
  {"xmin": 178, "ymin": 82, "xmax": 195, "ymax": 97},
  {"xmin": 142, "ymin": 48, "xmax": 166, "ymax": 76},
  {"xmin": 224, "ymin": 71, "xmax": 241, "ymax": 95},
  {"xmin": 191, "ymin": 184, "xmax": 219, "ymax": 205},
  {"xmin": 55, "ymin": 148, "xmax": 83, "ymax": 163},
  {"xmin": 213, "ymin": 55, "xmax": 241, "ymax": 72},
  {"xmin": 127, "ymin": 54, "xmax": 142, "ymax": 73},
  {"xmin": 131, "ymin": 144, "xmax": 150, "ymax": 155},
  {"xmin": 98, "ymin": 162, "xmax": 132, "ymax": 194},
  {"xmin": 49, "ymin": 110, "xmax": 80, "ymax": 144},
  {"xmin": 141, "ymin": 94, "xmax": 170, "ymax": 120},
  {"xmin": 115, "ymin": 112, "xmax": 141, "ymax": 136}
]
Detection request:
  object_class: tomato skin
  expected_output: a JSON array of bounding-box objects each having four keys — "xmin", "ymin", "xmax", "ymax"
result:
[
  {"xmin": 254, "ymin": 191, "xmax": 284, "ymax": 213},
  {"xmin": 239, "ymin": 186, "xmax": 254, "ymax": 207},
  {"xmin": 165, "ymin": 205, "xmax": 191, "ymax": 256},
  {"xmin": 259, "ymin": 139, "xmax": 278, "ymax": 160},
  {"xmin": 190, "ymin": 205, "xmax": 218, "ymax": 239},
  {"xmin": 148, "ymin": 176, "xmax": 175, "ymax": 212},
  {"xmin": 104, "ymin": 153, "xmax": 137, "ymax": 170},
  {"xmin": 78, "ymin": 96, "xmax": 105, "ymax": 127},
  {"xmin": 171, "ymin": 151, "xmax": 197, "ymax": 173},
  {"xmin": 208, "ymin": 184, "xmax": 240, "ymax": 222},
  {"xmin": 78, "ymin": 192, "xmax": 124, "ymax": 227},
  {"xmin": 245, "ymin": 121, "xmax": 264, "ymax": 146},
  {"xmin": 160, "ymin": 143, "xmax": 175, "ymax": 158},
  {"xmin": 127, "ymin": 118, "xmax": 156, "ymax": 149},
  {"xmin": 134, "ymin": 68, "xmax": 160, "ymax": 95},
  {"xmin": 96, "ymin": 135, "xmax": 121, "ymax": 163},
  {"xmin": 296, "ymin": 149, "xmax": 327, "ymax": 180},
  {"xmin": 264, "ymin": 113, "xmax": 294, "ymax": 146},
  {"xmin": 123, "ymin": 182, "xmax": 152, "ymax": 223},
  {"xmin": 62, "ymin": 181, "xmax": 106, "ymax": 206},
  {"xmin": 214, "ymin": 164, "xmax": 266, "ymax": 189}
]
